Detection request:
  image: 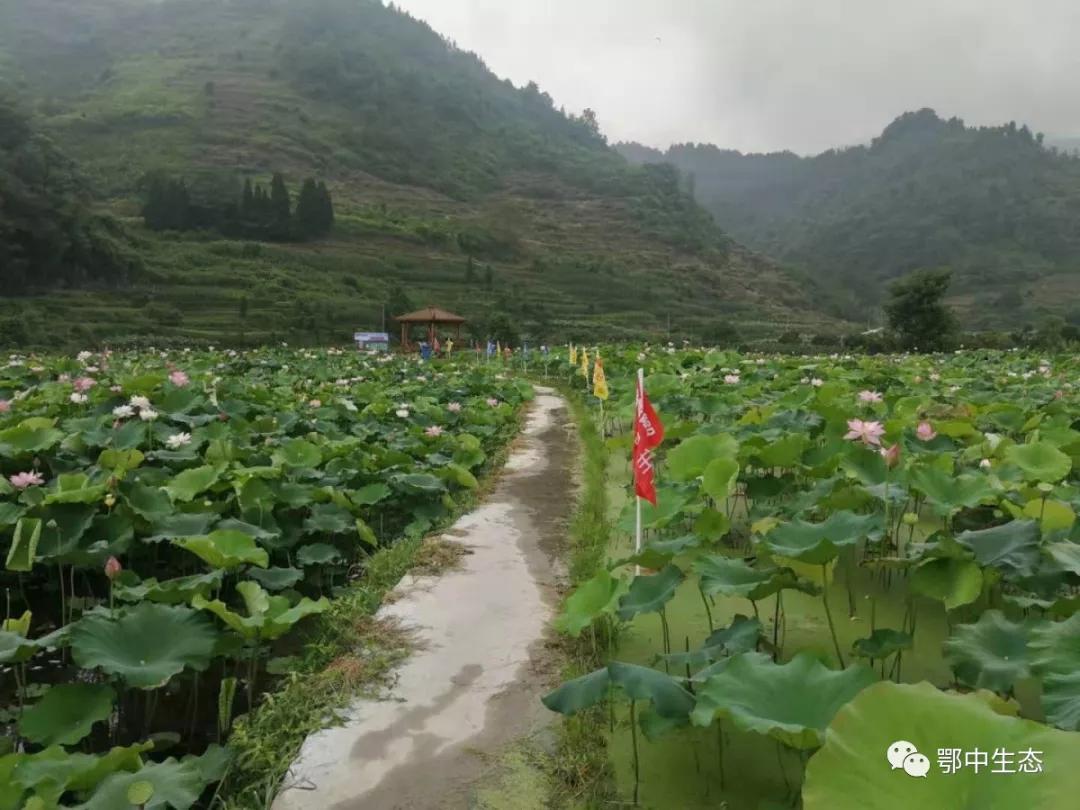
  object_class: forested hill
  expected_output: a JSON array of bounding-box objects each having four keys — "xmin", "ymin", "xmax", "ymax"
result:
[
  {"xmin": 617, "ymin": 109, "xmax": 1080, "ymax": 329},
  {"xmin": 0, "ymin": 0, "xmax": 830, "ymax": 349}
]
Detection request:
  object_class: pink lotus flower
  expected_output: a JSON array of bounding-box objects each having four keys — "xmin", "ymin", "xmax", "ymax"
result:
[
  {"xmin": 9, "ymin": 471, "xmax": 44, "ymax": 489},
  {"xmin": 880, "ymin": 443, "xmax": 901, "ymax": 468},
  {"xmin": 487, "ymin": 398, "xmax": 500, "ymax": 408},
  {"xmin": 425, "ymin": 425, "xmax": 444, "ymax": 437},
  {"xmin": 169, "ymin": 370, "xmax": 190, "ymax": 387},
  {"xmin": 104, "ymin": 556, "xmax": 122, "ymax": 580},
  {"xmin": 0, "ymin": 399, "xmax": 10, "ymax": 413},
  {"xmin": 845, "ymin": 419, "xmax": 886, "ymax": 446},
  {"xmin": 110, "ymin": 385, "xmax": 123, "ymax": 393},
  {"xmin": 916, "ymin": 421, "xmax": 936, "ymax": 441},
  {"xmin": 447, "ymin": 402, "xmax": 462, "ymax": 413},
  {"xmin": 857, "ymin": 390, "xmax": 883, "ymax": 403},
  {"xmin": 723, "ymin": 374, "xmax": 740, "ymax": 384},
  {"xmin": 73, "ymin": 377, "xmax": 96, "ymax": 393},
  {"xmin": 309, "ymin": 399, "xmax": 322, "ymax": 408}
]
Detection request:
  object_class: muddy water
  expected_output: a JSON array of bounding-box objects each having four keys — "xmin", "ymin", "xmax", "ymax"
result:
[{"xmin": 274, "ymin": 388, "xmax": 576, "ymax": 810}]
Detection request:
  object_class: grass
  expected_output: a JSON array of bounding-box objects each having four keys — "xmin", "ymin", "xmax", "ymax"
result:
[
  {"xmin": 545, "ymin": 386, "xmax": 619, "ymax": 808},
  {"xmin": 214, "ymin": 404, "xmax": 525, "ymax": 809}
]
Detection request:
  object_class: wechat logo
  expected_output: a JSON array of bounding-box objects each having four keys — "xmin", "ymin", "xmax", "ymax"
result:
[{"xmin": 887, "ymin": 740, "xmax": 930, "ymax": 778}]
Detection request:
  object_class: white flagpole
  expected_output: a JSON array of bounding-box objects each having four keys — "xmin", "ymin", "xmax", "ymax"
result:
[{"xmin": 635, "ymin": 367, "xmax": 644, "ymax": 577}]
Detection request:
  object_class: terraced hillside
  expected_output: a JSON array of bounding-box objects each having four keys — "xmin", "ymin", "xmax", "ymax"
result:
[{"xmin": 0, "ymin": 0, "xmax": 835, "ymax": 349}]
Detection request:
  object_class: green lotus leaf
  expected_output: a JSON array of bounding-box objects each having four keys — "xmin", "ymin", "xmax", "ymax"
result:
[
  {"xmin": 10, "ymin": 742, "xmax": 151, "ymax": 805},
  {"xmin": 192, "ymin": 581, "xmax": 328, "ymax": 641},
  {"xmin": 79, "ymin": 758, "xmax": 207, "ymax": 810},
  {"xmin": 18, "ymin": 684, "xmax": 115, "ymax": 747},
  {"xmin": 164, "ymin": 466, "xmax": 224, "ymax": 503},
  {"xmin": 127, "ymin": 780, "xmax": 155, "ymax": 806},
  {"xmin": 173, "ymin": 530, "xmax": 268, "ymax": 570},
  {"xmin": 394, "ymin": 473, "xmax": 446, "ymax": 493},
  {"xmin": 350, "ymin": 482, "xmax": 391, "ymax": 506},
  {"xmin": 113, "ymin": 571, "xmax": 224, "ymax": 605},
  {"xmin": 690, "ymin": 652, "xmax": 876, "ymax": 748},
  {"xmin": 693, "ymin": 509, "xmax": 731, "ymax": 539},
  {"xmin": 1030, "ymin": 613, "xmax": 1080, "ymax": 730},
  {"xmin": 909, "ymin": 557, "xmax": 983, "ymax": 610},
  {"xmin": 702, "ymin": 457, "xmax": 740, "ymax": 501},
  {"xmin": 956, "ymin": 520, "xmax": 1041, "ymax": 580},
  {"xmin": 608, "ymin": 661, "xmax": 695, "ymax": 718},
  {"xmin": 0, "ymin": 423, "xmax": 64, "ymax": 457},
  {"xmin": 246, "ymin": 566, "xmax": 303, "ymax": 591},
  {"xmin": 0, "ymin": 501, "xmax": 26, "ymax": 529},
  {"xmin": 0, "ymin": 630, "xmax": 41, "ymax": 665},
  {"xmin": 70, "ymin": 603, "xmax": 219, "ymax": 689},
  {"xmin": 554, "ymin": 569, "xmax": 628, "ymax": 637},
  {"xmin": 541, "ymin": 667, "xmax": 611, "ymax": 715},
  {"xmin": 943, "ymin": 610, "xmax": 1042, "ymax": 694},
  {"xmin": 1023, "ymin": 499, "xmax": 1076, "ymax": 533},
  {"xmin": 123, "ymin": 483, "xmax": 173, "ymax": 521},
  {"xmin": 272, "ymin": 438, "xmax": 322, "ymax": 469},
  {"xmin": 438, "ymin": 463, "xmax": 479, "ymax": 490},
  {"xmin": 852, "ymin": 629, "xmax": 913, "ymax": 660},
  {"xmin": 296, "ymin": 543, "xmax": 343, "ymax": 566},
  {"xmin": 43, "ymin": 473, "xmax": 108, "ymax": 505},
  {"xmin": 98, "ymin": 448, "xmax": 145, "ymax": 473},
  {"xmin": 802, "ymin": 681, "xmax": 1080, "ymax": 809},
  {"xmin": 143, "ymin": 512, "xmax": 217, "ymax": 544},
  {"xmin": 762, "ymin": 511, "xmax": 880, "ymax": 565},
  {"xmin": 302, "ymin": 504, "xmax": 353, "ymax": 535},
  {"xmin": 910, "ymin": 467, "xmax": 996, "ymax": 515},
  {"xmin": 667, "ymin": 433, "xmax": 738, "ymax": 481},
  {"xmin": 180, "ymin": 743, "xmax": 232, "ymax": 783},
  {"xmin": 755, "ymin": 433, "xmax": 809, "ymax": 468},
  {"xmin": 616, "ymin": 564, "xmax": 684, "ymax": 620},
  {"xmin": 6, "ymin": 516, "xmax": 41, "ymax": 572},
  {"xmin": 1045, "ymin": 542, "xmax": 1080, "ymax": 577},
  {"xmin": 1006, "ymin": 441, "xmax": 1072, "ymax": 483},
  {"xmin": 694, "ymin": 556, "xmax": 796, "ymax": 601},
  {"xmin": 657, "ymin": 615, "xmax": 762, "ymax": 668}
]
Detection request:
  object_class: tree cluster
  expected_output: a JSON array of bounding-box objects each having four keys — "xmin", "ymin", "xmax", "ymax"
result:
[
  {"xmin": 0, "ymin": 98, "xmax": 137, "ymax": 295},
  {"xmin": 142, "ymin": 172, "xmax": 334, "ymax": 241}
]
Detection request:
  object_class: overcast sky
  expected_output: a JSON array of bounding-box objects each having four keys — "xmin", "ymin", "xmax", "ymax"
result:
[{"xmin": 392, "ymin": 0, "xmax": 1080, "ymax": 155}]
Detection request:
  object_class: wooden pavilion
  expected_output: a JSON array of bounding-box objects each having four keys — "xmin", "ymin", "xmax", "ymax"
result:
[{"xmin": 394, "ymin": 306, "xmax": 466, "ymax": 350}]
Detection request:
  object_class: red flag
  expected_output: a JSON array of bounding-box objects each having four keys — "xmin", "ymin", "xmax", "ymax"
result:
[{"xmin": 633, "ymin": 372, "xmax": 664, "ymax": 505}]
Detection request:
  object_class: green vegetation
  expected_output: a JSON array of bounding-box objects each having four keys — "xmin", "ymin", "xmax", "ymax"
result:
[
  {"xmin": 0, "ymin": 0, "xmax": 831, "ymax": 350},
  {"xmin": 545, "ymin": 345, "xmax": 1080, "ymax": 808},
  {"xmin": 0, "ymin": 347, "xmax": 529, "ymax": 808},
  {"xmin": 618, "ymin": 108, "xmax": 1080, "ymax": 328},
  {"xmin": 885, "ymin": 268, "xmax": 957, "ymax": 352}
]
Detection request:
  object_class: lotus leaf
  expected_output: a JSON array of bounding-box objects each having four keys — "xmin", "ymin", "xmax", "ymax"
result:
[
  {"xmin": 554, "ymin": 569, "xmax": 628, "ymax": 637},
  {"xmin": 1006, "ymin": 441, "xmax": 1072, "ymax": 483},
  {"xmin": 803, "ymin": 681, "xmax": 1080, "ymax": 809},
  {"xmin": 690, "ymin": 652, "xmax": 876, "ymax": 748},
  {"xmin": 18, "ymin": 684, "xmax": 115, "ymax": 747},
  {"xmin": 173, "ymin": 530, "xmax": 268, "ymax": 570},
  {"xmin": 943, "ymin": 610, "xmax": 1041, "ymax": 694},
  {"xmin": 1030, "ymin": 613, "xmax": 1080, "ymax": 730},
  {"xmin": 762, "ymin": 511, "xmax": 881, "ymax": 565},
  {"xmin": 616, "ymin": 564, "xmax": 684, "ymax": 620},
  {"xmin": 70, "ymin": 603, "xmax": 219, "ymax": 689},
  {"xmin": 956, "ymin": 520, "xmax": 1041, "ymax": 580}
]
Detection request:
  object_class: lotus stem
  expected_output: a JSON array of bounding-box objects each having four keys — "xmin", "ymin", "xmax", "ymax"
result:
[
  {"xmin": 821, "ymin": 564, "xmax": 846, "ymax": 668},
  {"xmin": 698, "ymin": 584, "xmax": 714, "ymax": 632},
  {"xmin": 717, "ymin": 723, "xmax": 726, "ymax": 789},
  {"xmin": 776, "ymin": 740, "xmax": 791, "ymax": 796},
  {"xmin": 629, "ymin": 700, "xmax": 640, "ymax": 806},
  {"xmin": 751, "ymin": 599, "xmax": 759, "ymax": 621},
  {"xmin": 845, "ymin": 552, "xmax": 856, "ymax": 617},
  {"xmin": 772, "ymin": 591, "xmax": 781, "ymax": 660}
]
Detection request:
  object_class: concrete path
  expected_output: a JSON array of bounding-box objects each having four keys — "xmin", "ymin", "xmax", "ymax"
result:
[{"xmin": 274, "ymin": 388, "xmax": 575, "ymax": 810}]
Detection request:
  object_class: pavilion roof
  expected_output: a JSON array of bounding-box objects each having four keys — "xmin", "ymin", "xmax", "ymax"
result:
[{"xmin": 394, "ymin": 306, "xmax": 467, "ymax": 324}]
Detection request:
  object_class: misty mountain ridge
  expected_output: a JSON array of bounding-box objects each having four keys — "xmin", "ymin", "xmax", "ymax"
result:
[
  {"xmin": 617, "ymin": 108, "xmax": 1080, "ymax": 329},
  {"xmin": 0, "ymin": 0, "xmax": 832, "ymax": 349}
]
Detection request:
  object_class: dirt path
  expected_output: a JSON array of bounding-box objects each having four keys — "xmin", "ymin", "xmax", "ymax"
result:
[{"xmin": 274, "ymin": 388, "xmax": 576, "ymax": 810}]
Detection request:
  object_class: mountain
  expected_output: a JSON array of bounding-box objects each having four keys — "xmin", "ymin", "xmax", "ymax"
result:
[
  {"xmin": 0, "ymin": 0, "xmax": 831, "ymax": 350},
  {"xmin": 618, "ymin": 109, "xmax": 1080, "ymax": 329}
]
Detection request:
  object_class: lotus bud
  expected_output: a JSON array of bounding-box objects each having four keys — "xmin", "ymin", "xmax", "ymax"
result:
[
  {"xmin": 104, "ymin": 556, "xmax": 122, "ymax": 580},
  {"xmin": 881, "ymin": 443, "xmax": 901, "ymax": 468},
  {"xmin": 902, "ymin": 512, "xmax": 919, "ymax": 526},
  {"xmin": 104, "ymin": 493, "xmax": 116, "ymax": 508}
]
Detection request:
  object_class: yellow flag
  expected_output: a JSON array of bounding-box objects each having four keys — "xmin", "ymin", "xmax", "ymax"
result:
[
  {"xmin": 580, "ymin": 348, "xmax": 589, "ymax": 380},
  {"xmin": 592, "ymin": 357, "xmax": 609, "ymax": 400},
  {"xmin": 569, "ymin": 344, "xmax": 577, "ymax": 366}
]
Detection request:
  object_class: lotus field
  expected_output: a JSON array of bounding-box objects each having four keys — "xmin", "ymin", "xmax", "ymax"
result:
[
  {"xmin": 546, "ymin": 348, "xmax": 1080, "ymax": 808},
  {"xmin": 0, "ymin": 347, "xmax": 530, "ymax": 808}
]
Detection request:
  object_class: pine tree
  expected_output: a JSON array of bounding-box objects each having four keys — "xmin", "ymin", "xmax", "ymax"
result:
[
  {"xmin": 241, "ymin": 178, "xmax": 254, "ymax": 219},
  {"xmin": 295, "ymin": 178, "xmax": 322, "ymax": 239},
  {"xmin": 317, "ymin": 181, "xmax": 334, "ymax": 232},
  {"xmin": 269, "ymin": 173, "xmax": 291, "ymax": 239}
]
